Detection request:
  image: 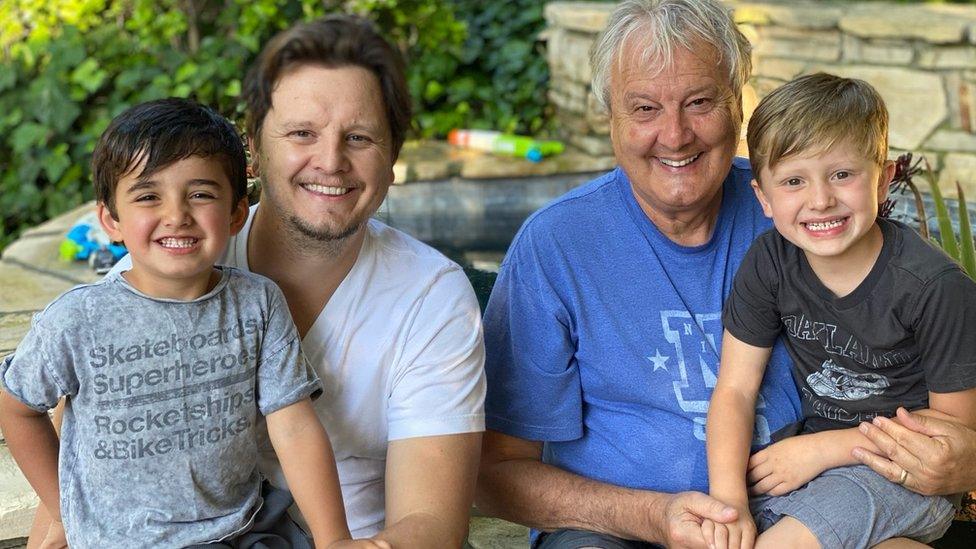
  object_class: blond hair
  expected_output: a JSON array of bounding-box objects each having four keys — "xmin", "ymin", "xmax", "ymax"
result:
[{"xmin": 747, "ymin": 73, "xmax": 889, "ymax": 182}]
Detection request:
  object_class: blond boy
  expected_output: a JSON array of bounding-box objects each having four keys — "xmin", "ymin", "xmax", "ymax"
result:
[{"xmin": 705, "ymin": 73, "xmax": 976, "ymax": 548}]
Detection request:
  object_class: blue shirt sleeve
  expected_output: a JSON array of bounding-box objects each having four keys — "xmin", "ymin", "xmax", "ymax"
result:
[{"xmin": 483, "ymin": 220, "xmax": 583, "ymax": 442}]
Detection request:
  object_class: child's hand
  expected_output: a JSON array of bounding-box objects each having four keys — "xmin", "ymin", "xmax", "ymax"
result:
[
  {"xmin": 39, "ymin": 519, "xmax": 68, "ymax": 549},
  {"xmin": 747, "ymin": 435, "xmax": 829, "ymax": 496},
  {"xmin": 699, "ymin": 508, "xmax": 756, "ymax": 549},
  {"xmin": 326, "ymin": 539, "xmax": 392, "ymax": 549}
]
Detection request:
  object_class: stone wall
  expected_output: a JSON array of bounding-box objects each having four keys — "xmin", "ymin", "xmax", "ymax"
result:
[{"xmin": 544, "ymin": 0, "xmax": 976, "ymax": 197}]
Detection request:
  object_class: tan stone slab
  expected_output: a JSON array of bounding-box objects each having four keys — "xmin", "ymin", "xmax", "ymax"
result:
[
  {"xmin": 842, "ymin": 36, "xmax": 915, "ymax": 66},
  {"xmin": 753, "ymin": 28, "xmax": 841, "ymax": 62},
  {"xmin": 924, "ymin": 130, "xmax": 976, "ymax": 153},
  {"xmin": 945, "ymin": 72, "xmax": 976, "ymax": 133},
  {"xmin": 734, "ymin": 3, "xmax": 843, "ymax": 30},
  {"xmin": 0, "ymin": 311, "xmax": 34, "ymax": 356},
  {"xmin": 811, "ymin": 65, "xmax": 946, "ymax": 151},
  {"xmin": 754, "ymin": 57, "xmax": 806, "ymax": 82},
  {"xmin": 2, "ymin": 232, "xmax": 100, "ymax": 286},
  {"xmin": 918, "ymin": 46, "xmax": 976, "ymax": 70},
  {"xmin": 548, "ymin": 29, "xmax": 596, "ymax": 85},
  {"xmin": 0, "ymin": 442, "xmax": 37, "ymax": 542},
  {"xmin": 939, "ymin": 153, "xmax": 976, "ymax": 198},
  {"xmin": 549, "ymin": 81, "xmax": 590, "ymax": 115},
  {"xmin": 839, "ymin": 5, "xmax": 976, "ymax": 44},
  {"xmin": 586, "ymin": 94, "xmax": 610, "ymax": 136},
  {"xmin": 0, "ymin": 262, "xmax": 79, "ymax": 314},
  {"xmin": 396, "ymin": 141, "xmax": 495, "ymax": 182},
  {"xmin": 544, "ymin": 2, "xmax": 612, "ymax": 34},
  {"xmin": 569, "ymin": 134, "xmax": 613, "ymax": 157},
  {"xmin": 20, "ymin": 202, "xmax": 96, "ymax": 239}
]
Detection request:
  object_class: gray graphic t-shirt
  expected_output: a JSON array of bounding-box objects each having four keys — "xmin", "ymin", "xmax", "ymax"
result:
[{"xmin": 0, "ymin": 268, "xmax": 321, "ymax": 547}]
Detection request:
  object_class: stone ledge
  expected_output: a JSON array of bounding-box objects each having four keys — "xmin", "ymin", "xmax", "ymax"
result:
[
  {"xmin": 394, "ymin": 140, "xmax": 614, "ymax": 183},
  {"xmin": 839, "ymin": 5, "xmax": 976, "ymax": 44},
  {"xmin": 734, "ymin": 2, "xmax": 843, "ymax": 30},
  {"xmin": 0, "ymin": 442, "xmax": 38, "ymax": 543},
  {"xmin": 543, "ymin": 2, "xmax": 611, "ymax": 34}
]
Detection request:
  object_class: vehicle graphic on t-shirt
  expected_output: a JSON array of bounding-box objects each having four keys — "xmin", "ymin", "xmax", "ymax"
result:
[{"xmin": 806, "ymin": 358, "xmax": 890, "ymax": 401}]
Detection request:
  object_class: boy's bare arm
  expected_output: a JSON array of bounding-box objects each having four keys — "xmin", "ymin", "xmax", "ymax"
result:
[
  {"xmin": 707, "ymin": 331, "xmax": 772, "ymax": 504},
  {"xmin": 0, "ymin": 392, "xmax": 61, "ymax": 521},
  {"xmin": 266, "ymin": 398, "xmax": 351, "ymax": 547},
  {"xmin": 926, "ymin": 386, "xmax": 976, "ymax": 429},
  {"xmin": 746, "ymin": 427, "xmax": 879, "ymax": 496},
  {"xmin": 747, "ymin": 388, "xmax": 976, "ymax": 496},
  {"xmin": 704, "ymin": 331, "xmax": 772, "ymax": 549}
]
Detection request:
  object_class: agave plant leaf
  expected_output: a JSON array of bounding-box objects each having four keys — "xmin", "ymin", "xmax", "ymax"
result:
[
  {"xmin": 926, "ymin": 167, "xmax": 960, "ymax": 260},
  {"xmin": 956, "ymin": 182, "xmax": 976, "ymax": 280}
]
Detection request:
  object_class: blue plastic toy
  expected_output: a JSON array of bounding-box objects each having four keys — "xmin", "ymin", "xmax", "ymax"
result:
[{"xmin": 60, "ymin": 212, "xmax": 128, "ymax": 273}]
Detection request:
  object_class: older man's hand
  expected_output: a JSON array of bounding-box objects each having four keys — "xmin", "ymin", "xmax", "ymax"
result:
[
  {"xmin": 655, "ymin": 491, "xmax": 739, "ymax": 549},
  {"xmin": 854, "ymin": 407, "xmax": 976, "ymax": 496}
]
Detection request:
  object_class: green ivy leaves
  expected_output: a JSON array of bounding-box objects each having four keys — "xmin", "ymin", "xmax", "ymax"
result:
[{"xmin": 0, "ymin": 0, "xmax": 566, "ymax": 249}]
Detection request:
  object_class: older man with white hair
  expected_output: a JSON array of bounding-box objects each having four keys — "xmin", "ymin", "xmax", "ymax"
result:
[{"xmin": 476, "ymin": 1, "xmax": 976, "ymax": 548}]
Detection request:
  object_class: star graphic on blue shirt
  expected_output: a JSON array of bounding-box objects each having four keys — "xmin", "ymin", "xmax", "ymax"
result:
[{"xmin": 648, "ymin": 349, "xmax": 669, "ymax": 371}]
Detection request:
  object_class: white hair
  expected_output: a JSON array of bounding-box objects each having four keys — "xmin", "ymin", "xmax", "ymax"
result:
[{"xmin": 589, "ymin": 0, "xmax": 752, "ymax": 112}]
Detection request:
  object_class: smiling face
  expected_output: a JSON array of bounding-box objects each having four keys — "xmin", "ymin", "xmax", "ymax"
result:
[
  {"xmin": 753, "ymin": 143, "xmax": 895, "ymax": 272},
  {"xmin": 252, "ymin": 63, "xmax": 395, "ymax": 245},
  {"xmin": 98, "ymin": 155, "xmax": 247, "ymax": 300},
  {"xmin": 608, "ymin": 40, "xmax": 740, "ymax": 229}
]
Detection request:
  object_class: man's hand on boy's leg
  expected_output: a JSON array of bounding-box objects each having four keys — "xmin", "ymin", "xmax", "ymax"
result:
[
  {"xmin": 38, "ymin": 520, "xmax": 67, "ymax": 549},
  {"xmin": 747, "ymin": 435, "xmax": 830, "ymax": 496},
  {"xmin": 856, "ymin": 407, "xmax": 976, "ymax": 495}
]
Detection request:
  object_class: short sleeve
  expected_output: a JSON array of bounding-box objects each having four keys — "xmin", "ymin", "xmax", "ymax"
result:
[
  {"xmin": 913, "ymin": 267, "xmax": 976, "ymax": 393},
  {"xmin": 0, "ymin": 307, "xmax": 78, "ymax": 412},
  {"xmin": 722, "ymin": 235, "xmax": 782, "ymax": 348},
  {"xmin": 483, "ymin": 227, "xmax": 583, "ymax": 442},
  {"xmin": 386, "ymin": 267, "xmax": 486, "ymax": 441},
  {"xmin": 255, "ymin": 284, "xmax": 322, "ymax": 415}
]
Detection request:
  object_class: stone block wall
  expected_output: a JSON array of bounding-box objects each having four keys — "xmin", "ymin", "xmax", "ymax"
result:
[{"xmin": 544, "ymin": 0, "xmax": 976, "ymax": 197}]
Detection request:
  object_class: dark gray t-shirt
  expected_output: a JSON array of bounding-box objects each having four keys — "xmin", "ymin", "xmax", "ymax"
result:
[
  {"xmin": 723, "ymin": 218, "xmax": 976, "ymax": 433},
  {"xmin": 0, "ymin": 267, "xmax": 321, "ymax": 547}
]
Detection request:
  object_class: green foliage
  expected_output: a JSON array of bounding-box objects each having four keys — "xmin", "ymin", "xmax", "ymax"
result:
[
  {"xmin": 411, "ymin": 0, "xmax": 552, "ymax": 137},
  {"xmin": 1, "ymin": 0, "xmax": 555, "ymax": 250},
  {"xmin": 926, "ymin": 173, "xmax": 976, "ymax": 279}
]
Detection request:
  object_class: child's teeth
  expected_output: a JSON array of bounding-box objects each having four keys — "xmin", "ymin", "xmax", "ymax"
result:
[
  {"xmin": 160, "ymin": 238, "xmax": 195, "ymax": 248},
  {"xmin": 806, "ymin": 220, "xmax": 843, "ymax": 231}
]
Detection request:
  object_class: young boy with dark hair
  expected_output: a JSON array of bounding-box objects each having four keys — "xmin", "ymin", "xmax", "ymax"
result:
[
  {"xmin": 0, "ymin": 98, "xmax": 352, "ymax": 548},
  {"xmin": 705, "ymin": 73, "xmax": 976, "ymax": 548}
]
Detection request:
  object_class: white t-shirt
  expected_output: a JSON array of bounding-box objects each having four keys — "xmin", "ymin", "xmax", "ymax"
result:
[{"xmin": 224, "ymin": 205, "xmax": 486, "ymax": 537}]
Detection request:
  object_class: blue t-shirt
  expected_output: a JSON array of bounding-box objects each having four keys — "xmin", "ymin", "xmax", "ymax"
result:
[{"xmin": 484, "ymin": 158, "xmax": 802, "ymax": 497}]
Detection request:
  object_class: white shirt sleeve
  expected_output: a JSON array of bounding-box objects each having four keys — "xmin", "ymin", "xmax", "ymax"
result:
[{"xmin": 386, "ymin": 266, "xmax": 486, "ymax": 440}]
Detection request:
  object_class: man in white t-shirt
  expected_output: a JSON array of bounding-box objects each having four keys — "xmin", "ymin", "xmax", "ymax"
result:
[
  {"xmin": 29, "ymin": 14, "xmax": 485, "ymax": 549},
  {"xmin": 232, "ymin": 15, "xmax": 486, "ymax": 546}
]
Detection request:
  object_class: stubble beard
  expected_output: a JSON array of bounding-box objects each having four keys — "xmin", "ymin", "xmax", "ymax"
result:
[{"xmin": 285, "ymin": 213, "xmax": 365, "ymax": 257}]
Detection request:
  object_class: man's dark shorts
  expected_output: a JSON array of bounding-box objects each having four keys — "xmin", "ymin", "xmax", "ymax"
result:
[{"xmin": 534, "ymin": 529, "xmax": 663, "ymax": 549}]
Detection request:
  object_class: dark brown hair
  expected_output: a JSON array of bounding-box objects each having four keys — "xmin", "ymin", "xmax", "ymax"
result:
[
  {"xmin": 91, "ymin": 98, "xmax": 247, "ymax": 217},
  {"xmin": 747, "ymin": 73, "xmax": 889, "ymax": 183},
  {"xmin": 243, "ymin": 15, "xmax": 411, "ymax": 159}
]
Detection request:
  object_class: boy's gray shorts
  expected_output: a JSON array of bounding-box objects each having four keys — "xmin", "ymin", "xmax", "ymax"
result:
[{"xmin": 750, "ymin": 464, "xmax": 954, "ymax": 548}]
